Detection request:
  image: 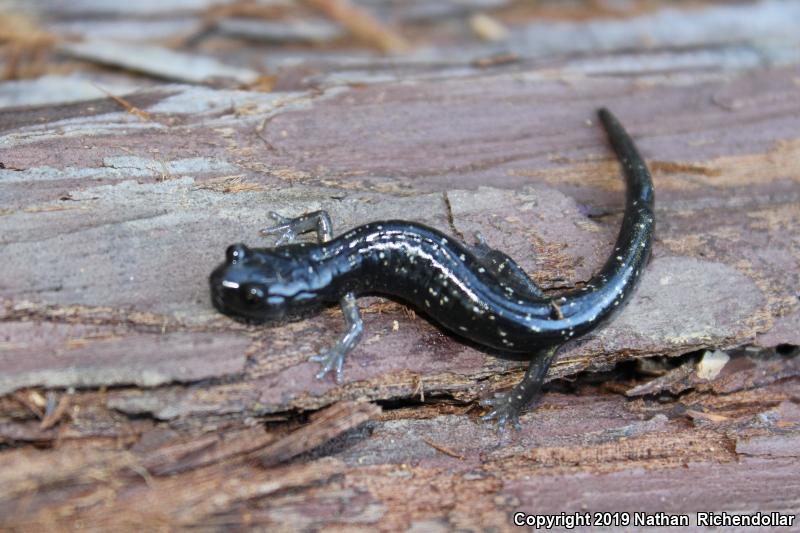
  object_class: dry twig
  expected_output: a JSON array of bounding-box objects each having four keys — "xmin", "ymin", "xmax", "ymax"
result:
[{"xmin": 304, "ymin": 0, "xmax": 409, "ymax": 53}]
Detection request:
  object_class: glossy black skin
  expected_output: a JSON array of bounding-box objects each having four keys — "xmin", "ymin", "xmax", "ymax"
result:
[{"xmin": 210, "ymin": 109, "xmax": 654, "ymax": 359}]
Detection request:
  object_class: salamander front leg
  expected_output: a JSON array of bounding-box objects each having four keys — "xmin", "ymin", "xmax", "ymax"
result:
[
  {"xmin": 309, "ymin": 292, "xmax": 363, "ymax": 383},
  {"xmin": 481, "ymin": 345, "xmax": 559, "ymax": 432},
  {"xmin": 260, "ymin": 210, "xmax": 333, "ymax": 245}
]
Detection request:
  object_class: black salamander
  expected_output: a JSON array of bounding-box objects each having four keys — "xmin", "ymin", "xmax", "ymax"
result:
[{"xmin": 210, "ymin": 108, "xmax": 655, "ymax": 431}]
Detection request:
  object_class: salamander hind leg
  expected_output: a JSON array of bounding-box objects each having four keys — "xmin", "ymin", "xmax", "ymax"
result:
[
  {"xmin": 481, "ymin": 345, "xmax": 558, "ymax": 432},
  {"xmin": 260, "ymin": 210, "xmax": 333, "ymax": 245},
  {"xmin": 309, "ymin": 292, "xmax": 363, "ymax": 383},
  {"xmin": 472, "ymin": 232, "xmax": 545, "ymax": 299}
]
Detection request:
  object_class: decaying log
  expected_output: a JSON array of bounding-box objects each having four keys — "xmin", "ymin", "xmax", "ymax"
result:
[
  {"xmin": 1, "ymin": 0, "xmax": 799, "ymax": 529},
  {"xmin": 2, "ymin": 67, "xmax": 798, "ymax": 413}
]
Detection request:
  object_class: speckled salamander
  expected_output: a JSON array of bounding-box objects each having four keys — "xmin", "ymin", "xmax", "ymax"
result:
[{"xmin": 210, "ymin": 108, "xmax": 655, "ymax": 431}]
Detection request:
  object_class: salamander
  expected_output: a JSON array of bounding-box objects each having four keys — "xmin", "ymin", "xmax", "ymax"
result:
[{"xmin": 210, "ymin": 108, "xmax": 655, "ymax": 431}]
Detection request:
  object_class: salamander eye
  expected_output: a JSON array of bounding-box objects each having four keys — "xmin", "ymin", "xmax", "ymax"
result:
[
  {"xmin": 241, "ymin": 285, "xmax": 265, "ymax": 306},
  {"xmin": 226, "ymin": 244, "xmax": 249, "ymax": 264}
]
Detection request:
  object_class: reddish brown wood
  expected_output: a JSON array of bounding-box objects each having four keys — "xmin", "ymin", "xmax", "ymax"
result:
[{"xmin": 1, "ymin": 0, "xmax": 799, "ymax": 529}]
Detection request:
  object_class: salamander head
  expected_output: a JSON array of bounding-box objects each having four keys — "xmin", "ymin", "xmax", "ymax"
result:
[{"xmin": 209, "ymin": 243, "xmax": 330, "ymax": 324}]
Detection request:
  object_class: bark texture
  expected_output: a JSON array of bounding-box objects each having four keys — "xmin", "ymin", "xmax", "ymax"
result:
[{"xmin": 1, "ymin": 0, "xmax": 798, "ymax": 530}]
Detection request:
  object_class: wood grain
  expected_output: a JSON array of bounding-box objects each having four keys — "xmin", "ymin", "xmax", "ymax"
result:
[{"xmin": 1, "ymin": 0, "xmax": 798, "ymax": 529}]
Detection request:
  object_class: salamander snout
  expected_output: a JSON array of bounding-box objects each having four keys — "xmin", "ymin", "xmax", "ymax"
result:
[{"xmin": 210, "ymin": 243, "xmax": 327, "ymax": 324}]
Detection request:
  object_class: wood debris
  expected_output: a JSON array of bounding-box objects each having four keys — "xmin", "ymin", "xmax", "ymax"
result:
[
  {"xmin": 92, "ymin": 83, "xmax": 152, "ymax": 121},
  {"xmin": 469, "ymin": 13, "xmax": 509, "ymax": 42},
  {"xmin": 304, "ymin": 0, "xmax": 410, "ymax": 53},
  {"xmin": 258, "ymin": 400, "xmax": 381, "ymax": 466},
  {"xmin": 57, "ymin": 40, "xmax": 260, "ymax": 86},
  {"xmin": 0, "ymin": 0, "xmax": 799, "ymax": 528}
]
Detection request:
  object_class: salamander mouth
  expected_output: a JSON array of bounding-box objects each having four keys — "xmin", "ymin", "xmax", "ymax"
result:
[
  {"xmin": 212, "ymin": 293, "xmax": 268, "ymax": 325},
  {"xmin": 210, "ymin": 285, "xmax": 263, "ymax": 325}
]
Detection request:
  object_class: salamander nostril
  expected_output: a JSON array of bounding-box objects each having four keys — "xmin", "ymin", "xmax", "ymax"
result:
[{"xmin": 226, "ymin": 243, "xmax": 249, "ymax": 264}]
